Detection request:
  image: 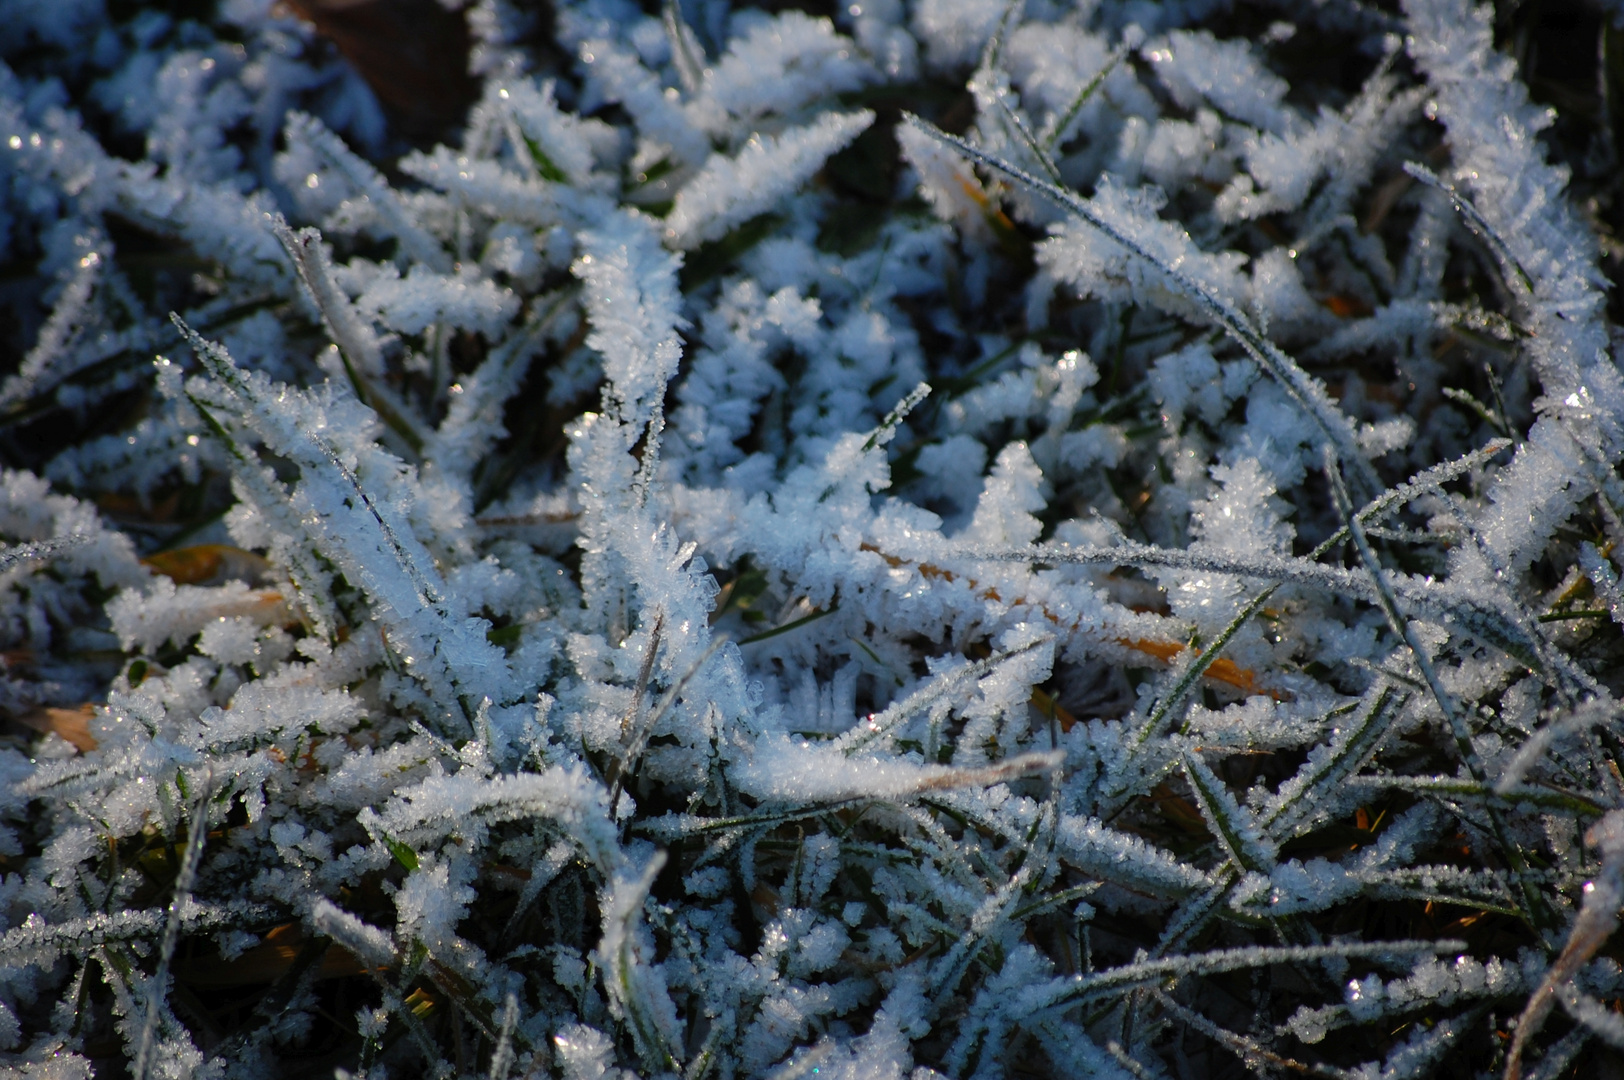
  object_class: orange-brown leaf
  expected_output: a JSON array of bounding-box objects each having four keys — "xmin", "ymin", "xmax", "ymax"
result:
[
  {"xmin": 142, "ymin": 544, "xmax": 271, "ymax": 587},
  {"xmin": 94, "ymin": 491, "xmax": 182, "ymax": 523},
  {"xmin": 857, "ymin": 542, "xmax": 1278, "ymax": 699},
  {"xmin": 1319, "ymin": 294, "xmax": 1373, "ymax": 319},
  {"xmin": 174, "ymin": 922, "xmax": 371, "ymax": 987},
  {"xmin": 1029, "ymin": 686, "xmax": 1079, "ymax": 732},
  {"xmin": 15, "ymin": 704, "xmax": 97, "ymax": 753}
]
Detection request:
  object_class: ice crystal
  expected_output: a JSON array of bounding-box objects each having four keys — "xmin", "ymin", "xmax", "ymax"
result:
[{"xmin": 1, "ymin": 0, "xmax": 1623, "ymax": 1077}]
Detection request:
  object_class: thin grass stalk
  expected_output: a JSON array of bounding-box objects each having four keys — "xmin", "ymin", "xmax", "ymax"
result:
[
  {"xmin": 1150, "ymin": 987, "xmax": 1361, "ymax": 1080},
  {"xmin": 131, "ymin": 770, "xmax": 213, "ymax": 1080},
  {"xmin": 488, "ymin": 991, "xmax": 519, "ymax": 1080},
  {"xmin": 1323, "ymin": 449, "xmax": 1551, "ymax": 932},
  {"xmin": 902, "ymin": 115, "xmax": 1382, "ymax": 497}
]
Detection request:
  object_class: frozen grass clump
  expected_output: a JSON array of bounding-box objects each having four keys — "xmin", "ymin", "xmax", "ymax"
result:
[{"xmin": 3, "ymin": 0, "xmax": 1624, "ymax": 1077}]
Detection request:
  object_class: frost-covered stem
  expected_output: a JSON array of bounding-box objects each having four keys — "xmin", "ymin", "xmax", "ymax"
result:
[
  {"xmin": 976, "ymin": 0, "xmax": 1023, "ymax": 75},
  {"xmin": 219, "ymin": 451, "xmax": 337, "ymax": 639},
  {"xmin": 990, "ymin": 93, "xmax": 1062, "ymax": 185},
  {"xmin": 286, "ymin": 112, "xmax": 451, "ymax": 272},
  {"xmin": 432, "ymin": 292, "xmax": 570, "ymax": 485},
  {"xmin": 1404, "ymin": 0, "xmax": 1622, "ymax": 576},
  {"xmin": 664, "ymin": 111, "xmax": 874, "ymax": 249},
  {"xmin": 1262, "ymin": 688, "xmax": 1400, "ymax": 836},
  {"xmin": 1152, "ymin": 869, "xmax": 1241, "ymax": 958},
  {"xmin": 1402, "ymin": 163, "xmax": 1534, "ymax": 296},
  {"xmin": 1579, "ymin": 543, "xmax": 1624, "ymax": 631},
  {"xmin": 1148, "ymin": 991, "xmax": 1364, "ymax": 1079},
  {"xmin": 613, "ymin": 633, "xmax": 728, "ymax": 819},
  {"xmin": 0, "ymin": 248, "xmax": 100, "ymax": 413},
  {"xmin": 861, "ymin": 382, "xmax": 931, "ymax": 452},
  {"xmin": 929, "ymin": 823, "xmax": 1045, "ymax": 1004},
  {"xmin": 982, "ymin": 538, "xmax": 1564, "ymax": 687},
  {"xmin": 1327, "ymin": 453, "xmax": 1466, "ymax": 766},
  {"xmin": 0, "ymin": 536, "xmax": 87, "ymax": 574},
  {"xmin": 273, "ymin": 221, "xmax": 429, "ymax": 456},
  {"xmin": 0, "ymin": 904, "xmax": 273, "ymax": 969},
  {"xmin": 662, "ymin": 0, "xmax": 707, "ymax": 96},
  {"xmin": 903, "ymin": 115, "xmax": 1381, "ymax": 497},
  {"xmin": 1146, "ymin": 443, "xmax": 1511, "ymax": 758},
  {"xmin": 607, "ymin": 612, "xmax": 663, "ymax": 810},
  {"xmin": 1437, "ymin": 488, "xmax": 1590, "ymax": 705},
  {"xmin": 1325, "ymin": 452, "xmax": 1547, "ymax": 931},
  {"xmin": 321, "ymin": 440, "xmax": 478, "ymax": 727},
  {"xmin": 176, "ymin": 317, "xmax": 491, "ymax": 734},
  {"xmin": 632, "ymin": 400, "xmax": 665, "ymax": 509},
  {"xmin": 1310, "ymin": 439, "xmax": 1511, "ymax": 560},
  {"xmin": 1154, "ymin": 686, "xmax": 1397, "ymax": 958},
  {"xmin": 683, "ymin": 1020, "xmax": 730, "ymax": 1080},
  {"xmin": 131, "ymin": 772, "xmax": 212, "ymax": 1080},
  {"xmin": 836, "ymin": 636, "xmax": 1049, "ymax": 756},
  {"xmin": 273, "ymin": 220, "xmax": 385, "ymax": 377},
  {"xmin": 1181, "ymin": 752, "xmax": 1269, "ymax": 873},
  {"xmin": 489, "ymin": 991, "xmax": 518, "ymax": 1080},
  {"xmin": 1134, "ymin": 586, "xmax": 1274, "ymax": 750},
  {"xmin": 1506, "ymin": 810, "xmax": 1624, "ymax": 1079},
  {"xmin": 1345, "ymin": 775, "xmax": 1604, "ymax": 818},
  {"xmin": 599, "ymin": 852, "xmax": 681, "ymax": 1071},
  {"xmin": 1041, "ymin": 43, "xmax": 1129, "ymax": 149},
  {"xmin": 1044, "ymin": 939, "xmax": 1467, "ymax": 1009}
]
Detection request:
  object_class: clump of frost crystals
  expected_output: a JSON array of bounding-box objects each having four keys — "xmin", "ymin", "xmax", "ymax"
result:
[{"xmin": 2, "ymin": 0, "xmax": 1624, "ymax": 1077}]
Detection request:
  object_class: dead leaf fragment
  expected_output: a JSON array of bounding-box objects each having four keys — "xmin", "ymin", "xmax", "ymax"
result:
[
  {"xmin": 15, "ymin": 703, "xmax": 98, "ymax": 753},
  {"xmin": 175, "ymin": 922, "xmax": 372, "ymax": 987},
  {"xmin": 284, "ymin": 0, "xmax": 478, "ymax": 139},
  {"xmin": 858, "ymin": 542, "xmax": 1278, "ymax": 700},
  {"xmin": 143, "ymin": 544, "xmax": 272, "ymax": 587}
]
